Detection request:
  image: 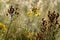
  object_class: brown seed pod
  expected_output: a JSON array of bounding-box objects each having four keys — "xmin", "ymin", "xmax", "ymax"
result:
[
  {"xmin": 52, "ymin": 11, "xmax": 55, "ymax": 14},
  {"xmin": 55, "ymin": 21, "xmax": 59, "ymax": 24},
  {"xmin": 8, "ymin": 6, "xmax": 15, "ymax": 15},
  {"xmin": 36, "ymin": 33, "xmax": 44, "ymax": 40},
  {"xmin": 58, "ymin": 24, "xmax": 60, "ymax": 28},
  {"xmin": 48, "ymin": 11, "xmax": 57, "ymax": 22},
  {"xmin": 48, "ymin": 11, "xmax": 50, "ymax": 17},
  {"xmin": 42, "ymin": 18, "xmax": 47, "ymax": 26},
  {"xmin": 6, "ymin": 14, "xmax": 8, "ymax": 16},
  {"xmin": 56, "ymin": 13, "xmax": 59, "ymax": 19},
  {"xmin": 15, "ymin": 12, "xmax": 19, "ymax": 15}
]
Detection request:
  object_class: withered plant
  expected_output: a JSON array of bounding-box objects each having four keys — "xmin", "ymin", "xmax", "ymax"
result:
[{"xmin": 36, "ymin": 11, "xmax": 60, "ymax": 40}]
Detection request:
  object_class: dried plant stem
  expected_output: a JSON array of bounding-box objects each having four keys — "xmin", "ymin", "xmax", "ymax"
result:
[{"xmin": 5, "ymin": 17, "xmax": 13, "ymax": 40}]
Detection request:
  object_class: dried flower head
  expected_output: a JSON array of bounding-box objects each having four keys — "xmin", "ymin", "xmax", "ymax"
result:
[
  {"xmin": 48, "ymin": 11, "xmax": 59, "ymax": 22},
  {"xmin": 8, "ymin": 5, "xmax": 15, "ymax": 16}
]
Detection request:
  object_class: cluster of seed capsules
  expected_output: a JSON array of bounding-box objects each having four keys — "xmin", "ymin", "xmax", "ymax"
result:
[
  {"xmin": 42, "ymin": 11, "xmax": 60, "ymax": 28},
  {"xmin": 48, "ymin": 11, "xmax": 60, "ymax": 27},
  {"xmin": 48, "ymin": 11, "xmax": 59, "ymax": 22},
  {"xmin": 7, "ymin": 5, "xmax": 19, "ymax": 17},
  {"xmin": 36, "ymin": 11, "xmax": 60, "ymax": 40}
]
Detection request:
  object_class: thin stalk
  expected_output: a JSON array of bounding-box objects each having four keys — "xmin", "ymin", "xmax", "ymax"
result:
[{"xmin": 5, "ymin": 17, "xmax": 13, "ymax": 40}]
